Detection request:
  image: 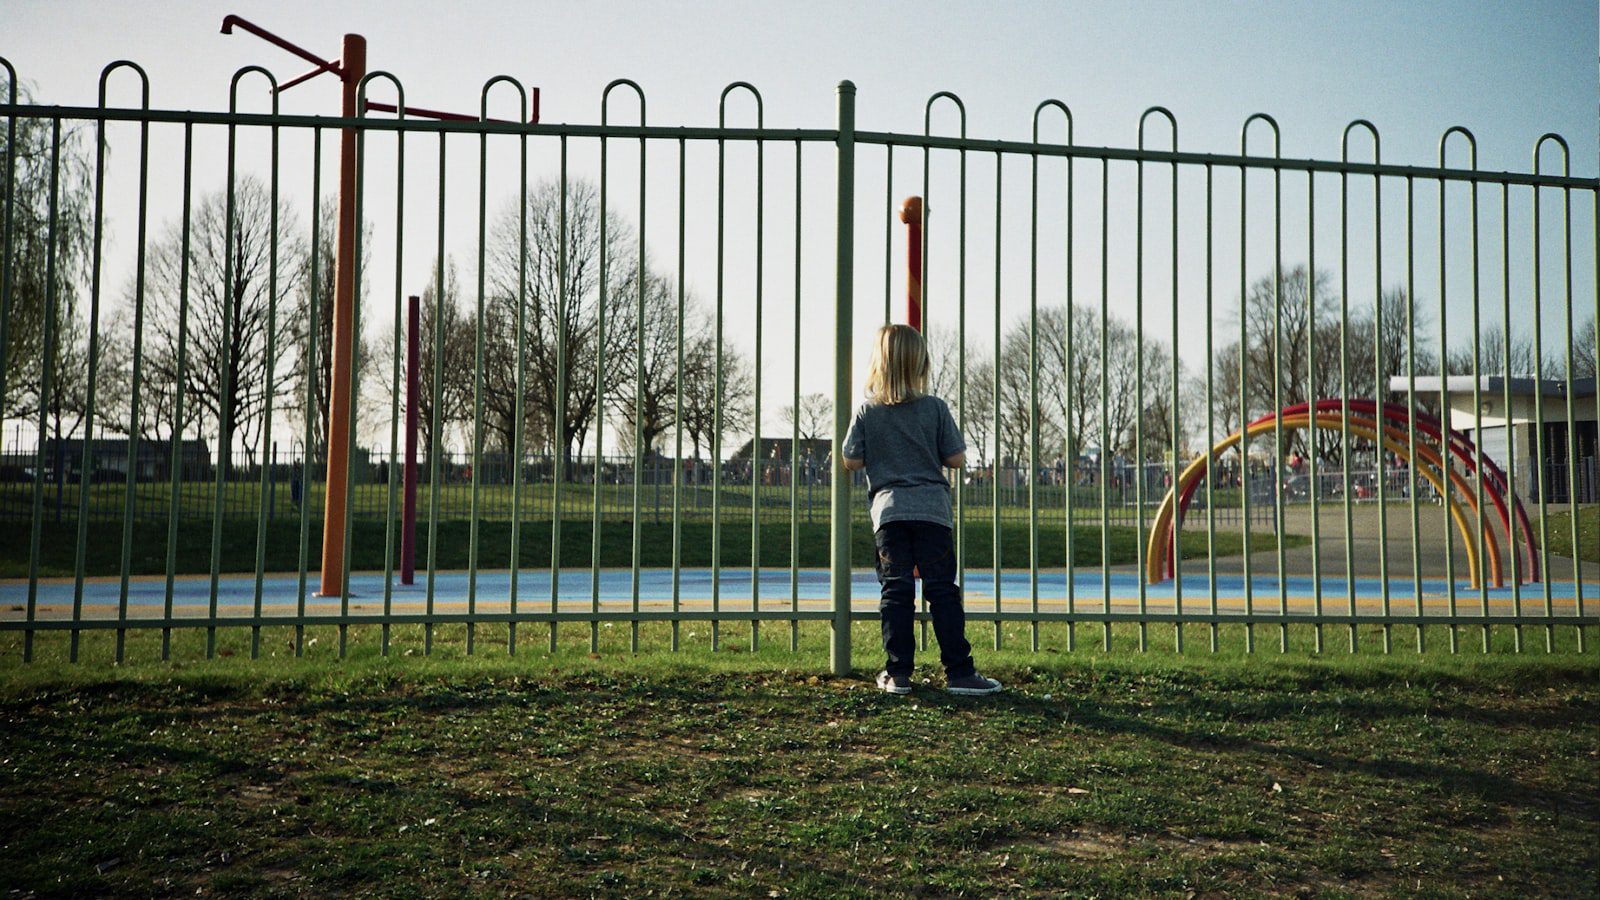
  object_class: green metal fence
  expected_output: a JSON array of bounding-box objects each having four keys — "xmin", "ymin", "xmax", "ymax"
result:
[{"xmin": 3, "ymin": 61, "xmax": 1598, "ymax": 668}]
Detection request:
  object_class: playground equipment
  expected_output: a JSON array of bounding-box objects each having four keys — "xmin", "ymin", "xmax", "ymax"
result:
[
  {"xmin": 221, "ymin": 15, "xmax": 540, "ymax": 598},
  {"xmin": 1144, "ymin": 399, "xmax": 1541, "ymax": 589},
  {"xmin": 899, "ymin": 196, "xmax": 924, "ymax": 331}
]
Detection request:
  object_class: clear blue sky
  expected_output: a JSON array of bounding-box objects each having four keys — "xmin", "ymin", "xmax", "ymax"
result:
[{"xmin": 6, "ymin": 0, "xmax": 1597, "ymax": 450}]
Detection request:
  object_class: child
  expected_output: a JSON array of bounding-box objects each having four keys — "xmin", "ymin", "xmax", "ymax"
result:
[{"xmin": 841, "ymin": 324, "xmax": 1002, "ymax": 696}]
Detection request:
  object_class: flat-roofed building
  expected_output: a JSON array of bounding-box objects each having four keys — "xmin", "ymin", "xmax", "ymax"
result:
[{"xmin": 1389, "ymin": 375, "xmax": 1597, "ymax": 503}]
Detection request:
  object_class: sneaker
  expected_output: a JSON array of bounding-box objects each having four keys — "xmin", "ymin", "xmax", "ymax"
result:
[
  {"xmin": 946, "ymin": 673, "xmax": 1003, "ymax": 696},
  {"xmin": 876, "ymin": 670, "xmax": 912, "ymax": 695}
]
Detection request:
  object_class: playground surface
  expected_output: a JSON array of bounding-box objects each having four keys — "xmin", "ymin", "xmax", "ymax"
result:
[{"xmin": 4, "ymin": 565, "xmax": 1594, "ymax": 621}]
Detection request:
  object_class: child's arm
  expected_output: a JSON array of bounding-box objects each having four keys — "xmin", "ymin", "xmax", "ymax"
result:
[
  {"xmin": 936, "ymin": 399, "xmax": 967, "ymax": 471},
  {"xmin": 840, "ymin": 404, "xmax": 867, "ymax": 471}
]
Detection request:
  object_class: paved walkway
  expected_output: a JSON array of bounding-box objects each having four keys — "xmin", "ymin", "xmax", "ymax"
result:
[{"xmin": 5, "ymin": 502, "xmax": 1596, "ymax": 622}]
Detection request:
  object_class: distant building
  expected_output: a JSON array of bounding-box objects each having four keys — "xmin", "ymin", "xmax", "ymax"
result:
[
  {"xmin": 1391, "ymin": 376, "xmax": 1597, "ymax": 503},
  {"xmin": 34, "ymin": 437, "xmax": 213, "ymax": 482}
]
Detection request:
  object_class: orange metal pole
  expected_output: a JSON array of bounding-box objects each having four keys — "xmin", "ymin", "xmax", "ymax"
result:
[
  {"xmin": 319, "ymin": 33, "xmax": 366, "ymax": 597},
  {"xmin": 900, "ymin": 196, "xmax": 923, "ymax": 331}
]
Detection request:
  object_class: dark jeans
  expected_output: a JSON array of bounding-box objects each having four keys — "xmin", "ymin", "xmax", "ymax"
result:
[{"xmin": 874, "ymin": 521, "xmax": 975, "ymax": 679}]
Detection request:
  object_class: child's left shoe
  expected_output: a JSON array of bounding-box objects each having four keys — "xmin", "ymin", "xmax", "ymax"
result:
[{"xmin": 946, "ymin": 673, "xmax": 1002, "ymax": 696}]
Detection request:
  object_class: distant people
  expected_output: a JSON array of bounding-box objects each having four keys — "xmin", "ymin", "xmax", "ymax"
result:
[{"xmin": 842, "ymin": 324, "xmax": 1001, "ymax": 697}]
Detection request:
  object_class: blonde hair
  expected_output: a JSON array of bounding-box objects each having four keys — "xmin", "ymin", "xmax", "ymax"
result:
[{"xmin": 864, "ymin": 324, "xmax": 930, "ymax": 405}]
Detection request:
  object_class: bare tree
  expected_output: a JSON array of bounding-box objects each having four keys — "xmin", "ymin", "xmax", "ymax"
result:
[
  {"xmin": 1035, "ymin": 304, "xmax": 1100, "ymax": 459},
  {"xmin": 679, "ymin": 324, "xmax": 753, "ymax": 462},
  {"xmin": 996, "ymin": 316, "xmax": 1064, "ymax": 467},
  {"xmin": 284, "ymin": 197, "xmax": 373, "ymax": 459},
  {"xmin": 140, "ymin": 177, "xmax": 305, "ymax": 472},
  {"xmin": 374, "ymin": 257, "xmax": 475, "ymax": 468},
  {"xmin": 608, "ymin": 268, "xmax": 685, "ymax": 454},
  {"xmin": 485, "ymin": 178, "xmax": 636, "ymax": 477},
  {"xmin": 779, "ymin": 392, "xmax": 831, "ymax": 443}
]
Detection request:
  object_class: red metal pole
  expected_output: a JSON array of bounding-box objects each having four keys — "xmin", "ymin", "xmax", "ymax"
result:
[
  {"xmin": 402, "ymin": 295, "xmax": 419, "ymax": 585},
  {"xmin": 899, "ymin": 196, "xmax": 924, "ymax": 331},
  {"xmin": 319, "ymin": 33, "xmax": 365, "ymax": 597}
]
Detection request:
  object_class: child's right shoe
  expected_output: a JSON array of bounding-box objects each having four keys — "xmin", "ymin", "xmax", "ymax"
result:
[
  {"xmin": 876, "ymin": 670, "xmax": 913, "ymax": 695},
  {"xmin": 946, "ymin": 673, "xmax": 1002, "ymax": 696}
]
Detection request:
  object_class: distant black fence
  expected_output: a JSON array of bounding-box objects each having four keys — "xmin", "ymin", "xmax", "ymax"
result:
[{"xmin": 0, "ymin": 443, "xmax": 1358, "ymax": 527}]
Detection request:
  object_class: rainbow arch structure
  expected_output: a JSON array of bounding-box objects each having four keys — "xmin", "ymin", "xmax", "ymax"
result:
[{"xmin": 1145, "ymin": 399, "xmax": 1541, "ymax": 589}]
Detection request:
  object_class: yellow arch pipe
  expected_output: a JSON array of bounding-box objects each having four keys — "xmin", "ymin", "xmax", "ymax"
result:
[
  {"xmin": 1147, "ymin": 414, "xmax": 1496, "ymax": 587},
  {"xmin": 1146, "ymin": 413, "xmax": 1501, "ymax": 588}
]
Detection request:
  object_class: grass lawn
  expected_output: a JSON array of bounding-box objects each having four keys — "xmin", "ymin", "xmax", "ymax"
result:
[
  {"xmin": 1542, "ymin": 506, "xmax": 1600, "ymax": 564},
  {"xmin": 1, "ymin": 622, "xmax": 1594, "ymax": 897},
  {"xmin": 0, "ymin": 518, "xmax": 1303, "ymax": 579}
]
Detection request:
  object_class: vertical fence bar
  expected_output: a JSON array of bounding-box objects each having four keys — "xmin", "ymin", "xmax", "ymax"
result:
[
  {"xmin": 1308, "ymin": 169, "xmax": 1321, "ymax": 653},
  {"xmin": 1240, "ymin": 114, "xmax": 1280, "ymax": 654},
  {"xmin": 1436, "ymin": 150, "xmax": 1457, "ymax": 653},
  {"xmin": 830, "ymin": 80, "xmax": 856, "ymax": 676},
  {"xmin": 337, "ymin": 95, "xmax": 367, "ymax": 658},
  {"xmin": 1099, "ymin": 156, "xmax": 1112, "ymax": 652},
  {"xmin": 70, "ymin": 67, "xmax": 119, "ymax": 663},
  {"xmin": 1442, "ymin": 129, "xmax": 1486, "ymax": 652},
  {"xmin": 713, "ymin": 110, "xmax": 726, "ymax": 652},
  {"xmin": 1535, "ymin": 134, "xmax": 1572, "ymax": 653},
  {"xmin": 1406, "ymin": 174, "xmax": 1424, "ymax": 652},
  {"xmin": 1205, "ymin": 162, "xmax": 1218, "ymax": 652},
  {"xmin": 1168, "ymin": 133, "xmax": 1182, "ymax": 654},
  {"xmin": 23, "ymin": 115, "xmax": 62, "ymax": 664},
  {"xmin": 1530, "ymin": 151, "xmax": 1552, "ymax": 652},
  {"xmin": 161, "ymin": 125, "xmax": 192, "ymax": 661},
  {"xmin": 1363, "ymin": 127, "xmax": 1393, "ymax": 653},
  {"xmin": 1063, "ymin": 114, "xmax": 1077, "ymax": 653},
  {"xmin": 885, "ymin": 145, "xmax": 894, "ymax": 325},
  {"xmin": 509, "ymin": 96, "xmax": 529, "ymax": 656},
  {"xmin": 426, "ymin": 129, "xmax": 447, "ymax": 656},
  {"xmin": 925, "ymin": 93, "xmax": 967, "ymax": 594},
  {"xmin": 550, "ymin": 134, "xmax": 568, "ymax": 653},
  {"xmin": 1502, "ymin": 183, "xmax": 1522, "ymax": 652},
  {"xmin": 1132, "ymin": 116, "xmax": 1147, "ymax": 652},
  {"xmin": 1138, "ymin": 108, "xmax": 1179, "ymax": 653},
  {"xmin": 672, "ymin": 135, "xmax": 686, "ymax": 652},
  {"xmin": 207, "ymin": 82, "xmax": 244, "ymax": 661},
  {"xmin": 720, "ymin": 83, "xmax": 764, "ymax": 651},
  {"xmin": 615, "ymin": 82, "xmax": 646, "ymax": 653},
  {"xmin": 1463, "ymin": 149, "xmax": 1491, "ymax": 653},
  {"xmin": 0, "ymin": 59, "xmax": 19, "ymax": 649},
  {"xmin": 1589, "ymin": 185, "xmax": 1598, "ymax": 654},
  {"xmin": 1027, "ymin": 126, "xmax": 1041, "ymax": 652},
  {"xmin": 1271, "ymin": 136, "xmax": 1286, "ymax": 653},
  {"xmin": 471, "ymin": 82, "xmax": 502, "ymax": 656},
  {"xmin": 790, "ymin": 139, "xmax": 802, "ymax": 652},
  {"xmin": 361, "ymin": 74, "xmax": 406, "ymax": 657},
  {"xmin": 1338, "ymin": 145, "xmax": 1355, "ymax": 654},
  {"xmin": 751, "ymin": 116, "xmax": 764, "ymax": 652},
  {"xmin": 252, "ymin": 72, "xmax": 282, "ymax": 660},
  {"xmin": 295, "ymin": 128, "xmax": 319, "ymax": 658},
  {"xmin": 1340, "ymin": 122, "xmax": 1376, "ymax": 653},
  {"xmin": 992, "ymin": 149, "xmax": 1003, "ymax": 651},
  {"xmin": 592, "ymin": 106, "xmax": 611, "ymax": 655},
  {"xmin": 0, "ymin": 58, "xmax": 15, "ymax": 466},
  {"xmin": 112, "ymin": 65, "xmax": 150, "ymax": 664}
]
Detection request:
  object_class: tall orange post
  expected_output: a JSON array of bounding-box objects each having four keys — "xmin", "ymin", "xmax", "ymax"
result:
[
  {"xmin": 319, "ymin": 34, "xmax": 366, "ymax": 596},
  {"xmin": 899, "ymin": 196, "xmax": 923, "ymax": 331}
]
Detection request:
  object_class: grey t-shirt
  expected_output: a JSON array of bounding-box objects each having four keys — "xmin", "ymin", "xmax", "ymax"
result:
[{"xmin": 841, "ymin": 394, "xmax": 966, "ymax": 530}]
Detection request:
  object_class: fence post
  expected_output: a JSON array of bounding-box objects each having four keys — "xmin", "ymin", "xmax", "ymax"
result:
[{"xmin": 830, "ymin": 80, "xmax": 856, "ymax": 676}]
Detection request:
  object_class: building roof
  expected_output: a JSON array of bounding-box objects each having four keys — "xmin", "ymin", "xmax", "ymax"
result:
[{"xmin": 1386, "ymin": 375, "xmax": 1596, "ymax": 399}]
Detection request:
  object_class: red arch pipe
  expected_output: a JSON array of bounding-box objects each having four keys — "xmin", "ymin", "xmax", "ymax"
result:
[{"xmin": 1162, "ymin": 399, "xmax": 1538, "ymax": 584}]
